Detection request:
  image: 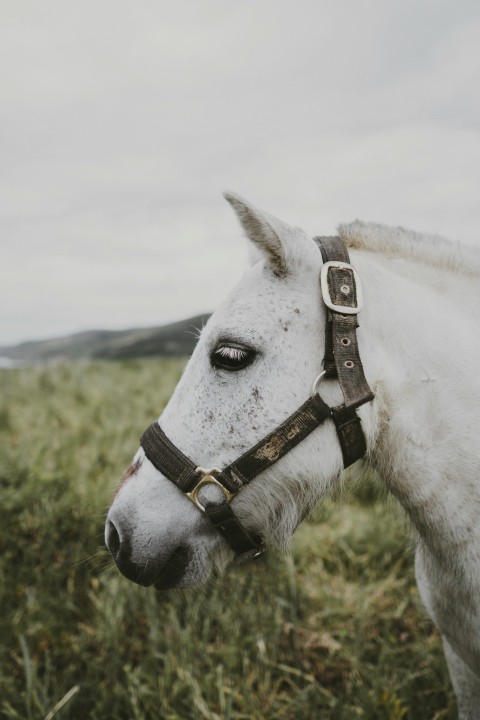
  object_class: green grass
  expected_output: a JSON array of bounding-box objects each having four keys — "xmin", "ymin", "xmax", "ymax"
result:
[{"xmin": 0, "ymin": 361, "xmax": 456, "ymax": 719}]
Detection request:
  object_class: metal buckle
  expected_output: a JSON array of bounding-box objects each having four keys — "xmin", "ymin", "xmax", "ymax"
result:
[
  {"xmin": 320, "ymin": 261, "xmax": 363, "ymax": 314},
  {"xmin": 186, "ymin": 467, "xmax": 234, "ymax": 512}
]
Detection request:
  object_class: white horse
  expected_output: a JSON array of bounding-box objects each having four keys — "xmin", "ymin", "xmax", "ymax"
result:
[{"xmin": 106, "ymin": 193, "xmax": 480, "ymax": 718}]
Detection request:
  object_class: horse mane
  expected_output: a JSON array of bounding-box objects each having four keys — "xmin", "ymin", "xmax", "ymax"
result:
[{"xmin": 338, "ymin": 220, "xmax": 480, "ymax": 278}]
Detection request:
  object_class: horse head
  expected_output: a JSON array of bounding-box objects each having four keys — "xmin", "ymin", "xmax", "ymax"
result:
[{"xmin": 105, "ymin": 193, "xmax": 359, "ymax": 589}]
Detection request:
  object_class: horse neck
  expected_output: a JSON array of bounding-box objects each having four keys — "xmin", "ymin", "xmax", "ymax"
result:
[{"xmin": 350, "ymin": 248, "xmax": 480, "ymax": 559}]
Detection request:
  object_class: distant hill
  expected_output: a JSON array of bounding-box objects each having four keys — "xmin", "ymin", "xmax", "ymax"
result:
[{"xmin": 0, "ymin": 314, "xmax": 211, "ymax": 365}]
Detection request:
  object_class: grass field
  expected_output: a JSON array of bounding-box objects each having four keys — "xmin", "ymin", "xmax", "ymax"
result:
[{"xmin": 0, "ymin": 361, "xmax": 456, "ymax": 719}]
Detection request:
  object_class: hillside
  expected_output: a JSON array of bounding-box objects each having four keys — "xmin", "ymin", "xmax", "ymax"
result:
[{"xmin": 0, "ymin": 314, "xmax": 210, "ymax": 364}]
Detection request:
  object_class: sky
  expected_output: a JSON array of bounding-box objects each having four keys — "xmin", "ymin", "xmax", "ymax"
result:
[{"xmin": 1, "ymin": 0, "xmax": 479, "ymax": 345}]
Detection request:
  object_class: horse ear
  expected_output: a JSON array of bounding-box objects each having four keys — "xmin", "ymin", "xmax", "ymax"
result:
[{"xmin": 224, "ymin": 192, "xmax": 301, "ymax": 277}]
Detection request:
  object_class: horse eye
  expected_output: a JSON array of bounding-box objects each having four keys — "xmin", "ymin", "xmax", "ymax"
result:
[{"xmin": 211, "ymin": 344, "xmax": 255, "ymax": 371}]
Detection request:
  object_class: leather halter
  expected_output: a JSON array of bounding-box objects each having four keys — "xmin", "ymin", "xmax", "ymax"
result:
[{"xmin": 140, "ymin": 237, "xmax": 374, "ymax": 557}]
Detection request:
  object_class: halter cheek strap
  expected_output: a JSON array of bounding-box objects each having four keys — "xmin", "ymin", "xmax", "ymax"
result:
[
  {"xmin": 140, "ymin": 394, "xmax": 332, "ymax": 555},
  {"xmin": 140, "ymin": 237, "xmax": 374, "ymax": 557}
]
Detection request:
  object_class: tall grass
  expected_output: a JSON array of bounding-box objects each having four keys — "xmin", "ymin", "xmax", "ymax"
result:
[{"xmin": 0, "ymin": 361, "xmax": 455, "ymax": 719}]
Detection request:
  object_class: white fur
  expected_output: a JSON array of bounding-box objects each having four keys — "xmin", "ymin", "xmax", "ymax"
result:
[
  {"xmin": 107, "ymin": 193, "xmax": 480, "ymax": 717},
  {"xmin": 339, "ymin": 219, "xmax": 480, "ymax": 277}
]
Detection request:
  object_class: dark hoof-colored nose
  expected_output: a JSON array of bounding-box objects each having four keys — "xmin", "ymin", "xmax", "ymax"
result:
[
  {"xmin": 105, "ymin": 517, "xmax": 155, "ymax": 586},
  {"xmin": 105, "ymin": 517, "xmax": 190, "ymax": 589}
]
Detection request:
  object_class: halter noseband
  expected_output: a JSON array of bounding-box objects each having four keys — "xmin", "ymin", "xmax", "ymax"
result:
[{"xmin": 140, "ymin": 237, "xmax": 374, "ymax": 558}]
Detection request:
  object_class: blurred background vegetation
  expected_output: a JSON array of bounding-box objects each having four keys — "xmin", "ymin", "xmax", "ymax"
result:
[{"xmin": 0, "ymin": 361, "xmax": 455, "ymax": 719}]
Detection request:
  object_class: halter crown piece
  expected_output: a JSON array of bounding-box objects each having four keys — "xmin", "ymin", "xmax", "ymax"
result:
[{"xmin": 140, "ymin": 237, "xmax": 374, "ymax": 557}]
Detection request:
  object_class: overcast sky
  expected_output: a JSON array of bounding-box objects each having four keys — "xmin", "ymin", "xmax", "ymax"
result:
[{"xmin": 1, "ymin": 0, "xmax": 479, "ymax": 345}]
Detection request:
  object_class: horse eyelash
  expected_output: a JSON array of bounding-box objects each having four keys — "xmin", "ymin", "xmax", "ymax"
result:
[
  {"xmin": 216, "ymin": 347, "xmax": 248, "ymax": 361},
  {"xmin": 210, "ymin": 344, "xmax": 256, "ymax": 371}
]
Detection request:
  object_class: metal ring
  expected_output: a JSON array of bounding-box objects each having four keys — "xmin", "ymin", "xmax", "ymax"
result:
[
  {"xmin": 195, "ymin": 466, "xmax": 222, "ymax": 476},
  {"xmin": 311, "ymin": 371, "xmax": 326, "ymax": 397}
]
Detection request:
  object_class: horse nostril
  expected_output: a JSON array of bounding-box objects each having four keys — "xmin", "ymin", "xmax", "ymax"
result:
[{"xmin": 105, "ymin": 518, "xmax": 121, "ymax": 556}]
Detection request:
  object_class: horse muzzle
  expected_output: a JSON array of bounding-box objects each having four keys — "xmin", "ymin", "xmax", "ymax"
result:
[{"xmin": 105, "ymin": 512, "xmax": 194, "ymax": 590}]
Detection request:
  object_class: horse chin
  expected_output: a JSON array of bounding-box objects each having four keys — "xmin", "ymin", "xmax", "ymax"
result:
[
  {"xmin": 153, "ymin": 546, "xmax": 213, "ymax": 590},
  {"xmin": 151, "ymin": 546, "xmax": 192, "ymax": 590}
]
